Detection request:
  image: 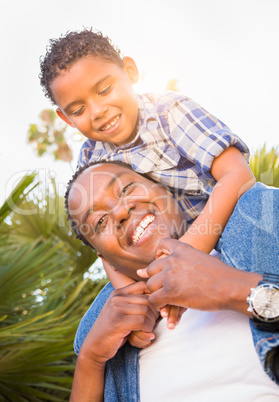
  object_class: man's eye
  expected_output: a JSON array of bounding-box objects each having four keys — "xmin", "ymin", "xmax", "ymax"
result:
[
  {"xmin": 72, "ymin": 106, "xmax": 85, "ymax": 116},
  {"xmin": 96, "ymin": 215, "xmax": 107, "ymax": 232},
  {"xmin": 120, "ymin": 183, "xmax": 133, "ymax": 197},
  {"xmin": 99, "ymin": 85, "xmax": 111, "ymax": 96}
]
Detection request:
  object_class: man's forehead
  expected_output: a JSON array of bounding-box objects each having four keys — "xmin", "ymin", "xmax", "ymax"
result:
[{"xmin": 72, "ymin": 164, "xmax": 136, "ymax": 196}]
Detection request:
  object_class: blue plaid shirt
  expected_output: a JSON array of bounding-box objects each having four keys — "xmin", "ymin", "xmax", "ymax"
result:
[{"xmin": 78, "ymin": 92, "xmax": 250, "ymax": 223}]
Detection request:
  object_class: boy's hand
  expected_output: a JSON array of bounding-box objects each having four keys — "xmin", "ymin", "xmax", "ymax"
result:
[
  {"xmin": 127, "ymin": 304, "xmax": 187, "ymax": 348},
  {"xmin": 127, "ymin": 329, "xmax": 156, "ymax": 348},
  {"xmin": 160, "ymin": 305, "xmax": 187, "ymax": 330}
]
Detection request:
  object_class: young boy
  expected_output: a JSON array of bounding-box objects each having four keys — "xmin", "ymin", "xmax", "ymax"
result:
[{"xmin": 40, "ymin": 28, "xmax": 255, "ymax": 332}]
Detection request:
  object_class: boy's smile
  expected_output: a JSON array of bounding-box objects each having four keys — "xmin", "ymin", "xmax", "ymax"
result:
[
  {"xmin": 68, "ymin": 163, "xmax": 186, "ymax": 280},
  {"xmin": 50, "ymin": 56, "xmax": 139, "ymax": 146}
]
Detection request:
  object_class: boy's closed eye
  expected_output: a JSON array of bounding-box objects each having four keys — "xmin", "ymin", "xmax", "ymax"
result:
[
  {"xmin": 98, "ymin": 85, "xmax": 112, "ymax": 96},
  {"xmin": 72, "ymin": 106, "xmax": 85, "ymax": 116}
]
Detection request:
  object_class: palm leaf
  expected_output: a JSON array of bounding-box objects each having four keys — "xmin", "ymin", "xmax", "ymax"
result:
[
  {"xmin": 0, "ymin": 171, "xmax": 105, "ymax": 400},
  {"xmin": 0, "ymin": 172, "xmax": 38, "ymax": 224},
  {"xmin": 250, "ymin": 144, "xmax": 279, "ymax": 188}
]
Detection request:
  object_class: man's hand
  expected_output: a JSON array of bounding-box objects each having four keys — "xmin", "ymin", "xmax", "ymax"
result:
[
  {"xmin": 137, "ymin": 238, "xmax": 261, "ymax": 315},
  {"xmin": 80, "ymin": 281, "xmax": 158, "ymax": 364},
  {"xmin": 70, "ymin": 281, "xmax": 158, "ymax": 401}
]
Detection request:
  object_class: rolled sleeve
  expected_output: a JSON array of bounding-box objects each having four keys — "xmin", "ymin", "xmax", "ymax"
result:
[{"xmin": 168, "ymin": 97, "xmax": 250, "ymax": 180}]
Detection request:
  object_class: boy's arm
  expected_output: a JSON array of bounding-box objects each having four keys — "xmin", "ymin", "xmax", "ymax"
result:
[
  {"xmin": 101, "ymin": 258, "xmax": 135, "ymax": 287},
  {"xmin": 180, "ymin": 147, "xmax": 256, "ymax": 253}
]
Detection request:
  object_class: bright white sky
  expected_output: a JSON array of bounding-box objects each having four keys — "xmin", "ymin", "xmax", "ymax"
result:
[{"xmin": 1, "ymin": 0, "xmax": 279, "ymax": 204}]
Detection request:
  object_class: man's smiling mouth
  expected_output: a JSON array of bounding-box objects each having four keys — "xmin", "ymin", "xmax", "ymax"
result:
[
  {"xmin": 132, "ymin": 214, "xmax": 155, "ymax": 245},
  {"xmin": 100, "ymin": 114, "xmax": 120, "ymax": 131}
]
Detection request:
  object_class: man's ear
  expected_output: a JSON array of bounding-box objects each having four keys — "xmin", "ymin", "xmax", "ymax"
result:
[
  {"xmin": 123, "ymin": 56, "xmax": 139, "ymax": 84},
  {"xmin": 56, "ymin": 108, "xmax": 75, "ymax": 128}
]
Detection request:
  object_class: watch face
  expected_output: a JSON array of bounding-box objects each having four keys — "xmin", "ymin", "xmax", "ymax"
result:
[{"xmin": 252, "ymin": 284, "xmax": 279, "ymax": 321}]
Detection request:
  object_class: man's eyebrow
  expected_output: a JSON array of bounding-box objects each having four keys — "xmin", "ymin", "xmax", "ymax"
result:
[
  {"xmin": 82, "ymin": 171, "xmax": 126, "ymax": 224},
  {"xmin": 64, "ymin": 75, "xmax": 112, "ymax": 113}
]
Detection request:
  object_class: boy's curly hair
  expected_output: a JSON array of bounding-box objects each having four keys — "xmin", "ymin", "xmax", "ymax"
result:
[{"xmin": 40, "ymin": 28, "xmax": 124, "ymax": 105}]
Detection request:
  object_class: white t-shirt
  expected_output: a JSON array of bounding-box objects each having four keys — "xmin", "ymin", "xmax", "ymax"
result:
[{"xmin": 139, "ymin": 310, "xmax": 279, "ymax": 401}]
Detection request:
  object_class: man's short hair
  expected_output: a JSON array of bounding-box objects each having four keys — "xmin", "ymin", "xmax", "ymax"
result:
[{"xmin": 40, "ymin": 28, "xmax": 123, "ymax": 104}]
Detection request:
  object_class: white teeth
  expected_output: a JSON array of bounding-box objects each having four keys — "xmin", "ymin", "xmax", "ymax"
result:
[
  {"xmin": 100, "ymin": 115, "xmax": 120, "ymax": 131},
  {"xmin": 132, "ymin": 214, "xmax": 155, "ymax": 245}
]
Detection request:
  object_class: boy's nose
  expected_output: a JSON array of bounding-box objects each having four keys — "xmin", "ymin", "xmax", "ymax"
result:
[{"xmin": 90, "ymin": 102, "xmax": 108, "ymax": 121}]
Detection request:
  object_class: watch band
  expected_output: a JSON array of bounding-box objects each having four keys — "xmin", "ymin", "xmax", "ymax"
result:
[
  {"xmin": 250, "ymin": 272, "xmax": 279, "ymax": 332},
  {"xmin": 259, "ymin": 273, "xmax": 279, "ymax": 285},
  {"xmin": 252, "ymin": 318, "xmax": 279, "ymax": 332}
]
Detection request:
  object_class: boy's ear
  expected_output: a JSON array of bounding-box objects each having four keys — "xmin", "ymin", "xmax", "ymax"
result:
[
  {"xmin": 123, "ymin": 57, "xmax": 139, "ymax": 84},
  {"xmin": 56, "ymin": 108, "xmax": 75, "ymax": 128}
]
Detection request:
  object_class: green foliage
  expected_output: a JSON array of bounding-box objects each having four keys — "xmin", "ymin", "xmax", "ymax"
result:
[
  {"xmin": 0, "ymin": 172, "xmax": 38, "ymax": 225},
  {"xmin": 250, "ymin": 144, "xmax": 279, "ymax": 188},
  {"xmin": 28, "ymin": 110, "xmax": 74, "ymax": 163},
  {"xmin": 0, "ymin": 173, "xmax": 107, "ymax": 400}
]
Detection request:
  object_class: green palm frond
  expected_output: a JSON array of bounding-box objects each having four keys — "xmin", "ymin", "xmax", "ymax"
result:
[
  {"xmin": 250, "ymin": 144, "xmax": 279, "ymax": 188},
  {"xmin": 0, "ymin": 172, "xmax": 38, "ymax": 225},
  {"xmin": 0, "ymin": 171, "xmax": 105, "ymax": 401}
]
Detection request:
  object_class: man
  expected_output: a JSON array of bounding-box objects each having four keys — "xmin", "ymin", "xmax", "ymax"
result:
[{"xmin": 66, "ymin": 161, "xmax": 279, "ymax": 401}]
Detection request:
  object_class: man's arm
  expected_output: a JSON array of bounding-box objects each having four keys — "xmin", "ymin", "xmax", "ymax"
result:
[
  {"xmin": 138, "ymin": 238, "xmax": 262, "ymax": 315},
  {"xmin": 70, "ymin": 354, "xmax": 105, "ymax": 401},
  {"xmin": 70, "ymin": 282, "xmax": 158, "ymax": 401}
]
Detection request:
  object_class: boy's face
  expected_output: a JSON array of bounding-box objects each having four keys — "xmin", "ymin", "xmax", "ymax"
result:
[
  {"xmin": 68, "ymin": 163, "xmax": 186, "ymax": 280},
  {"xmin": 51, "ymin": 56, "xmax": 139, "ymax": 146}
]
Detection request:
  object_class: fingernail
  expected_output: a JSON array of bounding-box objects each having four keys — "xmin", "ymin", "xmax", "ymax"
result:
[
  {"xmin": 167, "ymin": 323, "xmax": 176, "ymax": 330},
  {"xmin": 161, "ymin": 311, "xmax": 168, "ymax": 318}
]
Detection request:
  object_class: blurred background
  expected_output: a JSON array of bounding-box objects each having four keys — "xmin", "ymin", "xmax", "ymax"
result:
[{"xmin": 0, "ymin": 0, "xmax": 278, "ymax": 399}]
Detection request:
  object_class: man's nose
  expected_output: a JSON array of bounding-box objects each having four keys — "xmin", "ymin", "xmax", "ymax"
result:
[
  {"xmin": 110, "ymin": 200, "xmax": 135, "ymax": 228},
  {"xmin": 89, "ymin": 100, "xmax": 108, "ymax": 121}
]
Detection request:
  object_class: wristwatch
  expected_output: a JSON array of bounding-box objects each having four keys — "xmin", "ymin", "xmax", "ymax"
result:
[{"xmin": 247, "ymin": 273, "xmax": 279, "ymax": 332}]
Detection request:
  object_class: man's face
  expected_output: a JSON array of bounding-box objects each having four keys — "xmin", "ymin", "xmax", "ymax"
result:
[
  {"xmin": 68, "ymin": 164, "xmax": 187, "ymax": 280},
  {"xmin": 51, "ymin": 56, "xmax": 139, "ymax": 146}
]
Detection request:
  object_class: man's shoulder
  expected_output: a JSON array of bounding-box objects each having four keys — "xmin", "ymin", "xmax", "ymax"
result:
[{"xmin": 74, "ymin": 282, "xmax": 114, "ymax": 355}]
